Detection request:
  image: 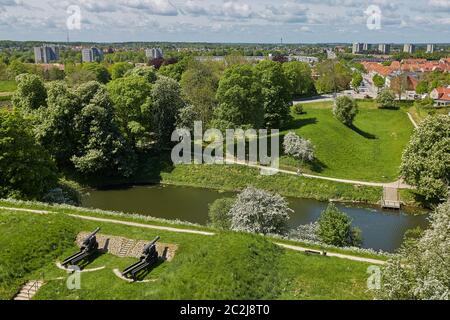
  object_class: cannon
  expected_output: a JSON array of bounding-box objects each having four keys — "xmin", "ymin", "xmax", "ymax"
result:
[
  {"xmin": 61, "ymin": 227, "xmax": 100, "ymax": 267},
  {"xmin": 122, "ymin": 236, "xmax": 160, "ymax": 280}
]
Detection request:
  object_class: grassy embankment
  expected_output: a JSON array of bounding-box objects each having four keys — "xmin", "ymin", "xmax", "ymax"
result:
[
  {"xmin": 0, "ymin": 204, "xmax": 376, "ymax": 300},
  {"xmin": 280, "ymin": 100, "xmax": 414, "ymax": 182}
]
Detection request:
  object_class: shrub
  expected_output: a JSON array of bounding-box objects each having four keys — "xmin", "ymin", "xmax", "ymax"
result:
[
  {"xmin": 333, "ymin": 96, "xmax": 358, "ymax": 126},
  {"xmin": 293, "ymin": 103, "xmax": 304, "ymax": 115},
  {"xmin": 229, "ymin": 187, "xmax": 292, "ymax": 235},
  {"xmin": 376, "ymin": 89, "xmax": 397, "ymax": 109},
  {"xmin": 283, "ymin": 131, "xmax": 315, "ymax": 162},
  {"xmin": 208, "ymin": 197, "xmax": 235, "ymax": 230},
  {"xmin": 317, "ymin": 203, "xmax": 362, "ymax": 247},
  {"xmin": 376, "ymin": 202, "xmax": 449, "ymax": 300}
]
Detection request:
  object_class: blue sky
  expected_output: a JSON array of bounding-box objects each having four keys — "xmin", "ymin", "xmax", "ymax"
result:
[{"xmin": 0, "ymin": 0, "xmax": 449, "ymax": 43}]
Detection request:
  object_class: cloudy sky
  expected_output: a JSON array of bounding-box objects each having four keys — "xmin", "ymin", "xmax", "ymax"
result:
[{"xmin": 0, "ymin": 0, "xmax": 449, "ymax": 43}]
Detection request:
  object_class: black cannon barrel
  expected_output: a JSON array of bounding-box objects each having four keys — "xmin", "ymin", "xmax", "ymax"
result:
[
  {"xmin": 82, "ymin": 227, "xmax": 100, "ymax": 243},
  {"xmin": 143, "ymin": 236, "xmax": 160, "ymax": 253}
]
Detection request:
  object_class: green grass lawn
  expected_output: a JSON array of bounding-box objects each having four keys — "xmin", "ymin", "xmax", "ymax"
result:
[
  {"xmin": 0, "ymin": 206, "xmax": 374, "ymax": 300},
  {"xmin": 282, "ymin": 101, "xmax": 414, "ymax": 182},
  {"xmin": 0, "ymin": 80, "xmax": 16, "ymax": 93}
]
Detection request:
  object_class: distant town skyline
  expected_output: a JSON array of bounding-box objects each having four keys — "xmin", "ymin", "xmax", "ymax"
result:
[{"xmin": 1, "ymin": 0, "xmax": 449, "ymax": 43}]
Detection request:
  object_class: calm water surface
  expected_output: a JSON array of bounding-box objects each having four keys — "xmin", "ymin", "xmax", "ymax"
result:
[{"xmin": 82, "ymin": 184, "xmax": 428, "ymax": 252}]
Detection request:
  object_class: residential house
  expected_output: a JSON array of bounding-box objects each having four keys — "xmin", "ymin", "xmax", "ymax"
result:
[{"xmin": 430, "ymin": 87, "xmax": 450, "ymax": 107}]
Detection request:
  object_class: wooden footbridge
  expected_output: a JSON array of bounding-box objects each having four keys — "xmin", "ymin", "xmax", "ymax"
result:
[{"xmin": 381, "ymin": 186, "xmax": 401, "ymax": 209}]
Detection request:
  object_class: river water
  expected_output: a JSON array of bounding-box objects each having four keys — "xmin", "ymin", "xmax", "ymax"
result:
[{"xmin": 82, "ymin": 184, "xmax": 428, "ymax": 252}]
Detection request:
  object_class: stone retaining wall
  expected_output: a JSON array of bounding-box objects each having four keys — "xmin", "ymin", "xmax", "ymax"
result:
[{"xmin": 76, "ymin": 232, "xmax": 178, "ymax": 261}]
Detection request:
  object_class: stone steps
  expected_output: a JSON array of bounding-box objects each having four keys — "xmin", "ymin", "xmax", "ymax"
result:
[{"xmin": 13, "ymin": 280, "xmax": 44, "ymax": 301}]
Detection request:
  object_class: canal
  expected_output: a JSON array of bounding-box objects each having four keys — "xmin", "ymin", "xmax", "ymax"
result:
[{"xmin": 82, "ymin": 184, "xmax": 428, "ymax": 252}]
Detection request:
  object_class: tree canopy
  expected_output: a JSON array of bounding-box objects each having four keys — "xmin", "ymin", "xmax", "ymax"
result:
[
  {"xmin": 377, "ymin": 201, "xmax": 449, "ymax": 300},
  {"xmin": 317, "ymin": 203, "xmax": 362, "ymax": 247},
  {"xmin": 333, "ymin": 96, "xmax": 358, "ymax": 126},
  {"xmin": 401, "ymin": 115, "xmax": 450, "ymax": 201},
  {"xmin": 0, "ymin": 110, "xmax": 58, "ymax": 199},
  {"xmin": 229, "ymin": 187, "xmax": 292, "ymax": 235}
]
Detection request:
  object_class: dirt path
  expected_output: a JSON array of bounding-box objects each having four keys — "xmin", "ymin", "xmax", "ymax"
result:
[{"xmin": 1, "ymin": 205, "xmax": 387, "ymax": 265}]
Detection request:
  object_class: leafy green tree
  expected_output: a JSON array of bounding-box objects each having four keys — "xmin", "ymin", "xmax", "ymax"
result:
[
  {"xmin": 124, "ymin": 66, "xmax": 157, "ymax": 83},
  {"xmin": 315, "ymin": 60, "xmax": 352, "ymax": 94},
  {"xmin": 72, "ymin": 82, "xmax": 136, "ymax": 178},
  {"xmin": 351, "ymin": 72, "xmax": 363, "ymax": 93},
  {"xmin": 158, "ymin": 57, "xmax": 191, "ymax": 81},
  {"xmin": 317, "ymin": 203, "xmax": 362, "ymax": 247},
  {"xmin": 208, "ymin": 197, "xmax": 235, "ymax": 230},
  {"xmin": 180, "ymin": 61, "xmax": 220, "ymax": 127},
  {"xmin": 256, "ymin": 60, "xmax": 292, "ymax": 128},
  {"xmin": 7, "ymin": 60, "xmax": 28, "ymax": 77},
  {"xmin": 150, "ymin": 76, "xmax": 184, "ymax": 146},
  {"xmin": 372, "ymin": 74, "xmax": 385, "ymax": 92},
  {"xmin": 110, "ymin": 62, "xmax": 134, "ymax": 80},
  {"xmin": 65, "ymin": 68, "xmax": 97, "ymax": 87},
  {"xmin": 415, "ymin": 81, "xmax": 429, "ymax": 95},
  {"xmin": 213, "ymin": 64, "xmax": 264, "ymax": 130},
  {"xmin": 0, "ymin": 110, "xmax": 58, "ymax": 199},
  {"xmin": 377, "ymin": 201, "xmax": 449, "ymax": 300},
  {"xmin": 376, "ymin": 89, "xmax": 397, "ymax": 109},
  {"xmin": 400, "ymin": 115, "xmax": 450, "ymax": 200},
  {"xmin": 107, "ymin": 76, "xmax": 153, "ymax": 150},
  {"xmin": 282, "ymin": 61, "xmax": 316, "ymax": 97},
  {"xmin": 82, "ymin": 63, "xmax": 110, "ymax": 83},
  {"xmin": 333, "ymin": 96, "xmax": 358, "ymax": 126},
  {"xmin": 34, "ymin": 81, "xmax": 81, "ymax": 168},
  {"xmin": 12, "ymin": 73, "xmax": 47, "ymax": 112}
]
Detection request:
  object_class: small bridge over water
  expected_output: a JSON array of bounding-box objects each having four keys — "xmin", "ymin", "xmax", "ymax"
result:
[{"xmin": 381, "ymin": 187, "xmax": 401, "ymax": 209}]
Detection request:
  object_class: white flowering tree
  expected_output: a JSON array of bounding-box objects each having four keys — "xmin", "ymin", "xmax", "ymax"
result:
[
  {"xmin": 377, "ymin": 201, "xmax": 450, "ymax": 300},
  {"xmin": 229, "ymin": 187, "xmax": 292, "ymax": 235},
  {"xmin": 283, "ymin": 132, "xmax": 315, "ymax": 163}
]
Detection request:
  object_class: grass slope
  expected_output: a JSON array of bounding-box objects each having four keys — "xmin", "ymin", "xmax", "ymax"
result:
[
  {"xmin": 0, "ymin": 80, "xmax": 16, "ymax": 93},
  {"xmin": 0, "ymin": 208, "xmax": 374, "ymax": 300},
  {"xmin": 282, "ymin": 101, "xmax": 414, "ymax": 182}
]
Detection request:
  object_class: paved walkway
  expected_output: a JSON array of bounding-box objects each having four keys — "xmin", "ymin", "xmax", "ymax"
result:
[
  {"xmin": 1, "ymin": 205, "xmax": 387, "ymax": 265},
  {"xmin": 219, "ymin": 154, "xmax": 412, "ymax": 189},
  {"xmin": 276, "ymin": 243, "xmax": 386, "ymax": 265},
  {"xmin": 407, "ymin": 112, "xmax": 419, "ymax": 129}
]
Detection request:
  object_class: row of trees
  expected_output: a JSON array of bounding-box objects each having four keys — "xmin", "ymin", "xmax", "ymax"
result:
[{"xmin": 9, "ymin": 68, "xmax": 184, "ymax": 186}]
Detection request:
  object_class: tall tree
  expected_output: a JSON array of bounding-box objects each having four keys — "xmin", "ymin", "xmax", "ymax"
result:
[
  {"xmin": 372, "ymin": 74, "xmax": 386, "ymax": 93},
  {"xmin": 213, "ymin": 64, "xmax": 264, "ymax": 130},
  {"xmin": 282, "ymin": 61, "xmax": 316, "ymax": 97},
  {"xmin": 107, "ymin": 76, "xmax": 153, "ymax": 150},
  {"xmin": 110, "ymin": 62, "xmax": 134, "ymax": 80},
  {"xmin": 72, "ymin": 82, "xmax": 136, "ymax": 178},
  {"xmin": 0, "ymin": 110, "xmax": 57, "ymax": 199},
  {"xmin": 180, "ymin": 61, "xmax": 220, "ymax": 127},
  {"xmin": 333, "ymin": 96, "xmax": 359, "ymax": 126},
  {"xmin": 150, "ymin": 76, "xmax": 185, "ymax": 146},
  {"xmin": 34, "ymin": 81, "xmax": 81, "ymax": 168},
  {"xmin": 256, "ymin": 60, "xmax": 292, "ymax": 128},
  {"xmin": 315, "ymin": 60, "xmax": 352, "ymax": 94},
  {"xmin": 400, "ymin": 115, "xmax": 450, "ymax": 201},
  {"xmin": 12, "ymin": 73, "xmax": 47, "ymax": 112}
]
